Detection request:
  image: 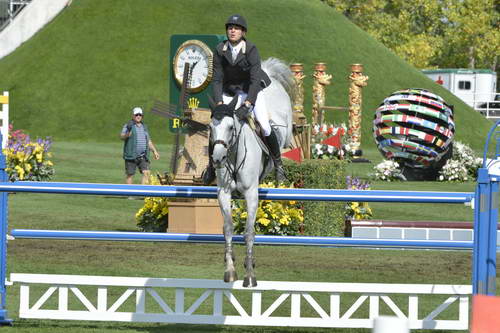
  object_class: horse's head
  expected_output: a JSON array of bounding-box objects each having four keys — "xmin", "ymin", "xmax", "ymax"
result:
[{"xmin": 208, "ymin": 96, "xmax": 238, "ymax": 169}]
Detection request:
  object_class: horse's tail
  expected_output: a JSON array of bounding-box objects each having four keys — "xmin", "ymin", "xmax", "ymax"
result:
[
  {"xmin": 261, "ymin": 57, "xmax": 295, "ymax": 100},
  {"xmin": 261, "ymin": 58, "xmax": 295, "ymax": 148}
]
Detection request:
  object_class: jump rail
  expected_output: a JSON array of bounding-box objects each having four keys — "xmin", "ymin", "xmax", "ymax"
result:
[
  {"xmin": 8, "ymin": 273, "xmax": 471, "ymax": 330},
  {"xmin": 0, "ymin": 181, "xmax": 474, "ymax": 203},
  {"xmin": 10, "ymin": 229, "xmax": 475, "ymax": 250}
]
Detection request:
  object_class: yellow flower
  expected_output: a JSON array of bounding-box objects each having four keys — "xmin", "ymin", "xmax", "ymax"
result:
[
  {"xmin": 14, "ymin": 165, "xmax": 25, "ymax": 180},
  {"xmin": 257, "ymin": 217, "xmax": 271, "ymax": 226}
]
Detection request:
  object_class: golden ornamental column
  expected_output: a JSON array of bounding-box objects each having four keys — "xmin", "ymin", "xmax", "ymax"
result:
[
  {"xmin": 312, "ymin": 63, "xmax": 332, "ymax": 125},
  {"xmin": 290, "ymin": 63, "xmax": 306, "ymax": 125},
  {"xmin": 348, "ymin": 63, "xmax": 369, "ymax": 157}
]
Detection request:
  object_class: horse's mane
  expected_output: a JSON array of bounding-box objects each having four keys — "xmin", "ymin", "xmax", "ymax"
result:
[{"xmin": 261, "ymin": 58, "xmax": 296, "ymax": 99}]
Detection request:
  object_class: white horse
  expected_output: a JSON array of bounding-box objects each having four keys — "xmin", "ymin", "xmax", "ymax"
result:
[{"xmin": 208, "ymin": 58, "xmax": 295, "ymax": 287}]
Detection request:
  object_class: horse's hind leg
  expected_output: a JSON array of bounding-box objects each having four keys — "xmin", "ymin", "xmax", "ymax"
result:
[
  {"xmin": 219, "ymin": 189, "xmax": 238, "ymax": 282},
  {"xmin": 243, "ymin": 188, "xmax": 258, "ymax": 287}
]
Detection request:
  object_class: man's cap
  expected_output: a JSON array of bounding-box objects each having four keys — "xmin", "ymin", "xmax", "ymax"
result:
[{"xmin": 132, "ymin": 107, "xmax": 143, "ymax": 115}]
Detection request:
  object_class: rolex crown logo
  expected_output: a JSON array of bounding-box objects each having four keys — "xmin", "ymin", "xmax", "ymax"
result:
[{"xmin": 187, "ymin": 97, "xmax": 200, "ymax": 110}]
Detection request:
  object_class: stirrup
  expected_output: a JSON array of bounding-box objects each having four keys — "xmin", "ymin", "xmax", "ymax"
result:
[
  {"xmin": 274, "ymin": 162, "xmax": 286, "ymax": 184},
  {"xmin": 275, "ymin": 168, "xmax": 286, "ymax": 183}
]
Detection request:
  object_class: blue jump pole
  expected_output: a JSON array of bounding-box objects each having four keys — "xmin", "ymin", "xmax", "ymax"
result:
[
  {"xmin": 473, "ymin": 121, "xmax": 500, "ymax": 295},
  {"xmin": 10, "ymin": 229, "xmax": 475, "ymax": 250},
  {"xmin": 0, "ymin": 181, "xmax": 474, "ymax": 204},
  {"xmin": 0, "ymin": 134, "xmax": 11, "ymax": 324}
]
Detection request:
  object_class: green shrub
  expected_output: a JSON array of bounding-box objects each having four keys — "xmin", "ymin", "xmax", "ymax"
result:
[{"xmin": 282, "ymin": 159, "xmax": 347, "ymax": 236}]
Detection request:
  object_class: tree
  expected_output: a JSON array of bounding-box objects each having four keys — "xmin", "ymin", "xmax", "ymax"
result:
[
  {"xmin": 322, "ymin": 0, "xmax": 499, "ymax": 71},
  {"xmin": 439, "ymin": 0, "xmax": 499, "ymax": 70}
]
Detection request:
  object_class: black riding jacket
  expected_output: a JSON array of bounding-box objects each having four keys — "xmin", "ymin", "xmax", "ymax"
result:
[{"xmin": 212, "ymin": 39, "xmax": 271, "ymax": 105}]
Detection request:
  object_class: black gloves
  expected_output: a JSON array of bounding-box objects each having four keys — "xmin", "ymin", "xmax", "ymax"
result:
[
  {"xmin": 126, "ymin": 120, "xmax": 134, "ymax": 131},
  {"xmin": 236, "ymin": 104, "xmax": 251, "ymax": 120}
]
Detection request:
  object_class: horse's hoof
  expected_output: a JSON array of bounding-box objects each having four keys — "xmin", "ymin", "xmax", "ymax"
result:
[
  {"xmin": 224, "ymin": 271, "xmax": 238, "ymax": 283},
  {"xmin": 243, "ymin": 276, "xmax": 257, "ymax": 287}
]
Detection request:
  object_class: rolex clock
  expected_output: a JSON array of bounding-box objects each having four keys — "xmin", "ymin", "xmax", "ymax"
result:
[
  {"xmin": 169, "ymin": 34, "xmax": 225, "ymax": 112},
  {"xmin": 172, "ymin": 39, "xmax": 213, "ymax": 93}
]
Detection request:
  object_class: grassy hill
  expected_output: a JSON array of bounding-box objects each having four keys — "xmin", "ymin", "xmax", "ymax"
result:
[{"xmin": 0, "ymin": 0, "xmax": 493, "ymax": 151}]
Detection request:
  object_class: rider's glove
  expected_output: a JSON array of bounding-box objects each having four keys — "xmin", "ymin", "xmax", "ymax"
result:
[{"xmin": 236, "ymin": 104, "xmax": 251, "ymax": 120}]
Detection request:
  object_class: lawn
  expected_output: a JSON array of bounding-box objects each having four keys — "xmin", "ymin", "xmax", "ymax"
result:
[{"xmin": 2, "ymin": 141, "xmax": 490, "ymax": 332}]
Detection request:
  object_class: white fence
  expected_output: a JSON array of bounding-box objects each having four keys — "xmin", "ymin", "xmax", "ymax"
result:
[
  {"xmin": 0, "ymin": 91, "xmax": 8, "ymax": 148},
  {"xmin": 465, "ymin": 92, "xmax": 500, "ymax": 119},
  {"xmin": 10, "ymin": 273, "xmax": 471, "ymax": 330}
]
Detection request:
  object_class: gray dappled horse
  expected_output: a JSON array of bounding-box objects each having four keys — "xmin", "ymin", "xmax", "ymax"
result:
[{"xmin": 208, "ymin": 58, "xmax": 294, "ymax": 287}]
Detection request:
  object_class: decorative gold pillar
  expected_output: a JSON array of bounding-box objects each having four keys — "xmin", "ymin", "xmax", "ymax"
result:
[
  {"xmin": 348, "ymin": 64, "xmax": 369, "ymax": 157},
  {"xmin": 290, "ymin": 63, "xmax": 306, "ymax": 125},
  {"xmin": 289, "ymin": 63, "xmax": 310, "ymax": 160},
  {"xmin": 312, "ymin": 63, "xmax": 332, "ymax": 125}
]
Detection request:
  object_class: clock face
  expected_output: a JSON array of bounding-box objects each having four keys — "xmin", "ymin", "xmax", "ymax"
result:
[{"xmin": 173, "ymin": 40, "xmax": 214, "ymax": 93}]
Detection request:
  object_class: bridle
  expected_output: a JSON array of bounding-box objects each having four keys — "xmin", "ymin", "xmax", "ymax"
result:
[{"xmin": 212, "ymin": 115, "xmax": 248, "ymax": 183}]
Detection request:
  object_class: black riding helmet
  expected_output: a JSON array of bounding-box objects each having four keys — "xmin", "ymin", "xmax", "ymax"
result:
[{"xmin": 225, "ymin": 14, "xmax": 247, "ymax": 31}]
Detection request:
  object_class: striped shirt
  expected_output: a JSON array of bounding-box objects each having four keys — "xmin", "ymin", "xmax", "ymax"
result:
[{"xmin": 121, "ymin": 123, "xmax": 148, "ymax": 157}]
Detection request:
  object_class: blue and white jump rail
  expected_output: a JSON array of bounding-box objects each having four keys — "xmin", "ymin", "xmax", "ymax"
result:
[{"xmin": 0, "ymin": 121, "xmax": 499, "ymax": 330}]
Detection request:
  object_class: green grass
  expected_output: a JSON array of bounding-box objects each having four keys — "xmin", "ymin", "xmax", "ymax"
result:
[
  {"xmin": 2, "ymin": 141, "xmax": 493, "ymax": 332},
  {"xmin": 0, "ymin": 0, "xmax": 496, "ymax": 330},
  {"xmin": 0, "ymin": 0, "xmax": 493, "ymax": 150}
]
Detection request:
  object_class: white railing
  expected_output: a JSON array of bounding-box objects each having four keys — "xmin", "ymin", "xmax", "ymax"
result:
[
  {"xmin": 461, "ymin": 92, "xmax": 500, "ymax": 119},
  {"xmin": 0, "ymin": 0, "xmax": 32, "ymax": 31},
  {"xmin": 10, "ymin": 273, "xmax": 471, "ymax": 330}
]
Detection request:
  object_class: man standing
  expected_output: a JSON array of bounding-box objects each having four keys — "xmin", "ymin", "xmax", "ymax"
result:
[{"xmin": 120, "ymin": 107, "xmax": 160, "ymax": 185}]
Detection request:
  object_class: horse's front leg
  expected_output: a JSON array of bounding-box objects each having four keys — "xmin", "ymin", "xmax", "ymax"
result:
[
  {"xmin": 218, "ymin": 188, "xmax": 237, "ymax": 282},
  {"xmin": 243, "ymin": 187, "xmax": 258, "ymax": 287}
]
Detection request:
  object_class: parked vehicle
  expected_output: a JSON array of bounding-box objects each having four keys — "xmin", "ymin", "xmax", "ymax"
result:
[{"xmin": 422, "ymin": 68, "xmax": 499, "ymax": 118}]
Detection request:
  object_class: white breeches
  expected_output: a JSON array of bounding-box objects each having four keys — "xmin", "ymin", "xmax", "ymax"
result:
[{"xmin": 222, "ymin": 90, "xmax": 271, "ymax": 136}]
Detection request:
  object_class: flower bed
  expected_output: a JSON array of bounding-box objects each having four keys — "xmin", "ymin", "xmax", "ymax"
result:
[
  {"xmin": 136, "ymin": 176, "xmax": 169, "ymax": 232},
  {"xmin": 311, "ymin": 123, "xmax": 347, "ymax": 160},
  {"xmin": 3, "ymin": 125, "xmax": 54, "ymax": 181},
  {"xmin": 232, "ymin": 182, "xmax": 304, "ymax": 236}
]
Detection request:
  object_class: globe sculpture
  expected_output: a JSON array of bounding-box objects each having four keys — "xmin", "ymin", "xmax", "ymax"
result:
[{"xmin": 373, "ymin": 88, "xmax": 455, "ymax": 180}]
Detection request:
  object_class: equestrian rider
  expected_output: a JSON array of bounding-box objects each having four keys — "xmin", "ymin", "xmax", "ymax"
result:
[{"xmin": 202, "ymin": 14, "xmax": 286, "ymax": 185}]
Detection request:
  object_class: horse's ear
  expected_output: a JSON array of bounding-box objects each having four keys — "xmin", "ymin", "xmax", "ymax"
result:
[
  {"xmin": 207, "ymin": 95, "xmax": 216, "ymax": 110},
  {"xmin": 228, "ymin": 95, "xmax": 238, "ymax": 111}
]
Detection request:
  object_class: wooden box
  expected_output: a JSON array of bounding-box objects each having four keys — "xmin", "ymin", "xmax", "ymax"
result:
[{"xmin": 167, "ymin": 199, "xmax": 223, "ymax": 234}]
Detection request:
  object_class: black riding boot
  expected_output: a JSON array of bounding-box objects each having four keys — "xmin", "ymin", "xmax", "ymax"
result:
[
  {"xmin": 202, "ymin": 141, "xmax": 216, "ymax": 185},
  {"xmin": 265, "ymin": 130, "xmax": 286, "ymax": 184}
]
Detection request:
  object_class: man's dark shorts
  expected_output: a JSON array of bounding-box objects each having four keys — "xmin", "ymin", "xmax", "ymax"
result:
[{"xmin": 125, "ymin": 158, "xmax": 150, "ymax": 176}]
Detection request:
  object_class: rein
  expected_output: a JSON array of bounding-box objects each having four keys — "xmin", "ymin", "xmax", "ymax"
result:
[
  {"xmin": 225, "ymin": 117, "xmax": 247, "ymax": 183},
  {"xmin": 212, "ymin": 116, "xmax": 248, "ymax": 184}
]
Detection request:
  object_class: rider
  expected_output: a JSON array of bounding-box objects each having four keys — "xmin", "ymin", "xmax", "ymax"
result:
[{"xmin": 202, "ymin": 14, "xmax": 286, "ymax": 185}]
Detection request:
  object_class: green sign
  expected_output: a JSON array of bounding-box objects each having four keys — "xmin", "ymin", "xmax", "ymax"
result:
[{"xmin": 169, "ymin": 34, "xmax": 225, "ymax": 132}]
